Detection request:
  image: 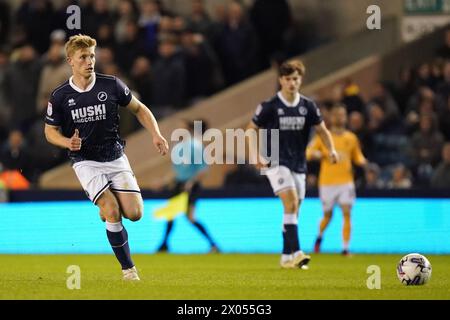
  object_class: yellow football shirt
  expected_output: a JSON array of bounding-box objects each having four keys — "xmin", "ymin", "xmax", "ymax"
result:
[{"xmin": 306, "ymin": 130, "xmax": 366, "ymax": 186}]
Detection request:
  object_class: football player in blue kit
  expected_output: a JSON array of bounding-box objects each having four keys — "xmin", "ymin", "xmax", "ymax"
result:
[
  {"xmin": 44, "ymin": 35, "xmax": 169, "ymax": 280},
  {"xmin": 248, "ymin": 60, "xmax": 338, "ymax": 269}
]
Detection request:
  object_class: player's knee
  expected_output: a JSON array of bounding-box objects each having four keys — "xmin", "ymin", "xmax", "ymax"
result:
[
  {"xmin": 97, "ymin": 193, "xmax": 120, "ymax": 220},
  {"xmin": 324, "ymin": 210, "xmax": 333, "ymax": 219},
  {"xmin": 285, "ymin": 201, "xmax": 299, "ymax": 214},
  {"xmin": 102, "ymin": 205, "xmax": 121, "ymax": 222},
  {"xmin": 127, "ymin": 204, "xmax": 143, "ymax": 222},
  {"xmin": 341, "ymin": 206, "xmax": 352, "ymax": 218}
]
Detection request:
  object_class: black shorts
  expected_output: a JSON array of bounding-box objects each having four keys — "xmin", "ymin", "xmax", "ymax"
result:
[{"xmin": 172, "ymin": 181, "xmax": 200, "ymax": 206}]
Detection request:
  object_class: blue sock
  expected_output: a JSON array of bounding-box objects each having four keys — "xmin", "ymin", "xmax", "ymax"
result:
[
  {"xmin": 285, "ymin": 224, "xmax": 300, "ymax": 253},
  {"xmin": 106, "ymin": 222, "xmax": 134, "ymax": 270},
  {"xmin": 282, "ymin": 228, "xmax": 291, "ymax": 254},
  {"xmin": 283, "ymin": 214, "xmax": 300, "ymax": 253}
]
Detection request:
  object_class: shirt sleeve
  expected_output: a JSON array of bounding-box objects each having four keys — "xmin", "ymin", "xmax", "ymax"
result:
[
  {"xmin": 252, "ymin": 103, "xmax": 273, "ymax": 128},
  {"xmin": 351, "ymin": 135, "xmax": 367, "ymax": 166},
  {"xmin": 44, "ymin": 94, "xmax": 63, "ymax": 126},
  {"xmin": 116, "ymin": 77, "xmax": 133, "ymax": 107},
  {"xmin": 309, "ymin": 101, "xmax": 323, "ymax": 126}
]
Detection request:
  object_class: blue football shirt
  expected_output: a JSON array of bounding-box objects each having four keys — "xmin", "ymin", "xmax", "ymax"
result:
[
  {"xmin": 44, "ymin": 73, "xmax": 132, "ymax": 163},
  {"xmin": 252, "ymin": 92, "xmax": 323, "ymax": 173}
]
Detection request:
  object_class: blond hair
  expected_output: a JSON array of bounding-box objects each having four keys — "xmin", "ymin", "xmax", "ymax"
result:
[{"xmin": 65, "ymin": 34, "xmax": 97, "ymax": 58}]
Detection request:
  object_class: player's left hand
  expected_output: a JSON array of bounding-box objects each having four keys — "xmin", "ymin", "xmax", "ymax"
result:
[
  {"xmin": 153, "ymin": 134, "xmax": 169, "ymax": 156},
  {"xmin": 329, "ymin": 150, "xmax": 339, "ymax": 164}
]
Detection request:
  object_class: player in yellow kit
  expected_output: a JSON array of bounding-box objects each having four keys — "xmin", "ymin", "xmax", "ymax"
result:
[{"xmin": 306, "ymin": 104, "xmax": 367, "ymax": 256}]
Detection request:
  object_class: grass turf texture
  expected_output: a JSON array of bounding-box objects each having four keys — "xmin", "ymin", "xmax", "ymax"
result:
[{"xmin": 0, "ymin": 254, "xmax": 449, "ymax": 300}]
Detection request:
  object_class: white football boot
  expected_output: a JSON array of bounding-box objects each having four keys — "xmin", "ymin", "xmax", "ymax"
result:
[
  {"xmin": 292, "ymin": 251, "xmax": 311, "ymax": 269},
  {"xmin": 280, "ymin": 259, "xmax": 295, "ymax": 269},
  {"xmin": 122, "ymin": 266, "xmax": 140, "ymax": 281}
]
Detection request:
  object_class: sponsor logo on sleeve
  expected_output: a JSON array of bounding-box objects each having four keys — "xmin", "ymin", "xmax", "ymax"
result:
[{"xmin": 47, "ymin": 102, "xmax": 53, "ymax": 116}]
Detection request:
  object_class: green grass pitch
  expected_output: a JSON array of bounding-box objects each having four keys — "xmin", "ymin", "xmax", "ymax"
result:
[{"xmin": 1, "ymin": 254, "xmax": 449, "ymax": 300}]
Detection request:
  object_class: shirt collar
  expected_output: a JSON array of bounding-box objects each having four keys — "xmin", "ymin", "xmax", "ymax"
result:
[
  {"xmin": 277, "ymin": 91, "xmax": 300, "ymax": 108},
  {"xmin": 69, "ymin": 74, "xmax": 96, "ymax": 93}
]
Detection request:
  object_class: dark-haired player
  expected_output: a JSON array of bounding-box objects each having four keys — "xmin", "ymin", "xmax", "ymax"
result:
[
  {"xmin": 44, "ymin": 34, "xmax": 169, "ymax": 280},
  {"xmin": 248, "ymin": 60, "xmax": 338, "ymax": 269}
]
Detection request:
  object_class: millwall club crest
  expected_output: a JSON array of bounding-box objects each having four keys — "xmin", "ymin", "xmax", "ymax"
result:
[
  {"xmin": 97, "ymin": 91, "xmax": 108, "ymax": 102},
  {"xmin": 47, "ymin": 102, "xmax": 53, "ymax": 116},
  {"xmin": 299, "ymin": 106, "xmax": 308, "ymax": 116}
]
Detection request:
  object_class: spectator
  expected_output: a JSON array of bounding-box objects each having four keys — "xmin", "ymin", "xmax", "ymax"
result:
[
  {"xmin": 369, "ymin": 81, "xmax": 400, "ymax": 122},
  {"xmin": 430, "ymin": 143, "xmax": 450, "ymax": 188},
  {"xmin": 115, "ymin": 20, "xmax": 147, "ymax": 74},
  {"xmin": 341, "ymin": 80, "xmax": 366, "ymax": 115},
  {"xmin": 81, "ymin": 0, "xmax": 113, "ymax": 38},
  {"xmin": 348, "ymin": 111, "xmax": 372, "ymax": 158},
  {"xmin": 35, "ymin": 40, "xmax": 71, "ymax": 114},
  {"xmin": 405, "ymin": 86, "xmax": 435, "ymax": 118},
  {"xmin": 114, "ymin": 0, "xmax": 140, "ymax": 43},
  {"xmin": 429, "ymin": 58, "xmax": 443, "ymax": 91},
  {"xmin": 0, "ymin": 48, "xmax": 10, "ymax": 141},
  {"xmin": 96, "ymin": 23, "xmax": 116, "ymax": 48},
  {"xmin": 367, "ymin": 102, "xmax": 409, "ymax": 167},
  {"xmin": 438, "ymin": 95, "xmax": 450, "ymax": 141},
  {"xmin": 415, "ymin": 62, "xmax": 433, "ymax": 89},
  {"xmin": 214, "ymin": 1, "xmax": 259, "ymax": 86},
  {"xmin": 386, "ymin": 164, "xmax": 412, "ymax": 189},
  {"xmin": 95, "ymin": 46, "xmax": 116, "ymax": 73},
  {"xmin": 130, "ymin": 56, "xmax": 153, "ymax": 108},
  {"xmin": 393, "ymin": 66, "xmax": 416, "ymax": 115},
  {"xmin": 316, "ymin": 100, "xmax": 333, "ymax": 127},
  {"xmin": 0, "ymin": 129, "xmax": 32, "ymax": 180},
  {"xmin": 180, "ymin": 29, "xmax": 221, "ymax": 102},
  {"xmin": 435, "ymin": 28, "xmax": 450, "ymax": 60},
  {"xmin": 0, "ymin": 0, "xmax": 11, "ymax": 46},
  {"xmin": 186, "ymin": 0, "xmax": 214, "ymax": 40},
  {"xmin": 15, "ymin": 0, "xmax": 55, "ymax": 54},
  {"xmin": 405, "ymin": 93, "xmax": 436, "ymax": 134},
  {"xmin": 3, "ymin": 44, "xmax": 42, "ymax": 130},
  {"xmin": 410, "ymin": 115, "xmax": 445, "ymax": 185},
  {"xmin": 249, "ymin": 0, "xmax": 291, "ymax": 69},
  {"xmin": 151, "ymin": 36, "xmax": 186, "ymax": 117},
  {"xmin": 435, "ymin": 60, "xmax": 450, "ymax": 105},
  {"xmin": 363, "ymin": 163, "xmax": 384, "ymax": 189},
  {"xmin": 138, "ymin": 0, "xmax": 162, "ymax": 57},
  {"xmin": 153, "ymin": 0, "xmax": 174, "ymax": 17},
  {"xmin": 26, "ymin": 117, "xmax": 64, "ymax": 182},
  {"xmin": 306, "ymin": 174, "xmax": 318, "ymax": 189}
]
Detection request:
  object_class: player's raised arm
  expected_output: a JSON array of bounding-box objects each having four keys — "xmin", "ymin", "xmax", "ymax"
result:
[
  {"xmin": 126, "ymin": 95, "xmax": 169, "ymax": 156},
  {"xmin": 44, "ymin": 124, "xmax": 82, "ymax": 151},
  {"xmin": 314, "ymin": 121, "xmax": 339, "ymax": 164}
]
